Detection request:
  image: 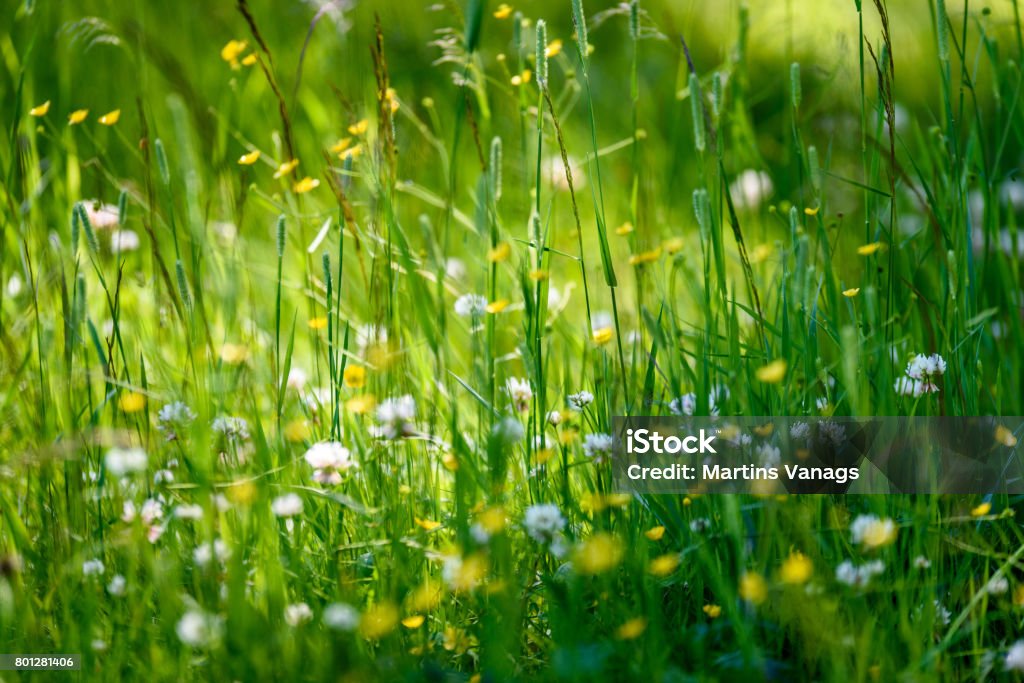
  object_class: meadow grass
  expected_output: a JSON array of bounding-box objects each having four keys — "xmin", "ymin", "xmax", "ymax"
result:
[{"xmin": 1, "ymin": 0, "xmax": 1024, "ymax": 680}]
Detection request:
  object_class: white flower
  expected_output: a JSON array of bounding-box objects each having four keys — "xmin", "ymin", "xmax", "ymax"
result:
[
  {"xmin": 1006, "ymin": 641, "xmax": 1024, "ymax": 672},
  {"xmin": 815, "ymin": 397, "xmax": 830, "ymax": 412},
  {"xmin": 591, "ymin": 310, "xmax": 614, "ymax": 333},
  {"xmin": 445, "ymin": 258, "xmax": 467, "ymax": 281},
  {"xmin": 906, "ymin": 353, "xmax": 947, "ymax": 380},
  {"xmin": 506, "ymin": 377, "xmax": 533, "ymax": 412},
  {"xmin": 140, "ymin": 498, "xmax": 164, "ymax": 525},
  {"xmin": 493, "ymin": 417, "xmax": 525, "ymax": 444},
  {"xmin": 157, "ymin": 402, "xmax": 196, "ymax": 441},
  {"xmin": 670, "ymin": 393, "xmax": 696, "ymax": 416},
  {"xmin": 154, "ymin": 469, "xmax": 174, "ymax": 484},
  {"xmin": 373, "ymin": 395, "xmax": 416, "ymax": 439},
  {"xmin": 323, "ymin": 602, "xmax": 361, "ymax": 631},
  {"xmin": 82, "ymin": 201, "xmax": 120, "ymax": 230},
  {"xmin": 546, "ymin": 410, "xmax": 563, "ymax": 426},
  {"xmin": 91, "ymin": 639, "xmax": 107, "ymax": 652},
  {"xmin": 287, "ymin": 367, "xmax": 309, "ymax": 391},
  {"xmin": 835, "ymin": 559, "xmax": 885, "ymax": 587},
  {"xmin": 567, "ymin": 391, "xmax": 594, "ymax": 411},
  {"xmin": 121, "ymin": 501, "xmax": 137, "ymax": 523},
  {"xmin": 271, "ymin": 493, "xmax": 304, "ymax": 518},
  {"xmin": 730, "ymin": 169, "xmax": 773, "ymax": 209},
  {"xmin": 107, "ymin": 574, "xmax": 127, "ymax": 596},
  {"xmin": 82, "ymin": 559, "xmax": 105, "ymax": 576},
  {"xmin": 470, "ymin": 523, "xmax": 491, "ymax": 544},
  {"xmin": 523, "ymin": 504, "xmax": 566, "ymax": 544},
  {"xmin": 894, "ymin": 376, "xmax": 937, "ymax": 397},
  {"xmin": 304, "ymin": 441, "xmax": 356, "ymax": 485},
  {"xmin": 176, "ymin": 610, "xmax": 222, "ymax": 647},
  {"xmin": 986, "ymin": 576, "xmax": 1009, "ymax": 595},
  {"xmin": 932, "ymin": 600, "xmax": 952, "ymax": 626},
  {"xmin": 913, "ymin": 555, "xmax": 931, "ymax": 570},
  {"xmin": 755, "ymin": 443, "xmax": 781, "ymax": 467},
  {"xmin": 819, "ymin": 421, "xmax": 846, "ymax": 448},
  {"xmin": 212, "ymin": 416, "xmax": 250, "ymax": 442},
  {"xmin": 790, "ymin": 421, "xmax": 810, "ymax": 440},
  {"xmin": 6, "ymin": 274, "xmax": 23, "ymax": 298},
  {"xmin": 104, "ymin": 447, "xmax": 147, "ymax": 477},
  {"xmin": 193, "ymin": 539, "xmax": 229, "ymax": 567},
  {"xmin": 109, "ymin": 229, "xmax": 140, "ymax": 253},
  {"xmin": 285, "ymin": 602, "xmax": 314, "ymax": 626},
  {"xmin": 583, "ymin": 433, "xmax": 614, "ymax": 463},
  {"xmin": 850, "ymin": 514, "xmax": 896, "ymax": 548},
  {"xmin": 689, "ymin": 518, "xmax": 711, "ymax": 533},
  {"xmin": 454, "ymin": 293, "xmax": 488, "ymax": 317},
  {"xmin": 175, "ymin": 504, "xmax": 204, "ymax": 520}
]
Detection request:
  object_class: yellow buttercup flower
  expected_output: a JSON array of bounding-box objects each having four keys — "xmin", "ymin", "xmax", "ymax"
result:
[
  {"xmin": 574, "ymin": 532, "xmax": 624, "ymax": 574},
  {"xmin": 857, "ymin": 242, "xmax": 886, "ymax": 256},
  {"xmin": 401, "ymin": 615, "xmax": 425, "ymax": 629},
  {"xmin": 995, "ymin": 425, "xmax": 1018, "ymax": 447},
  {"xmin": 493, "ymin": 3, "xmax": 513, "ymax": 19},
  {"xmin": 487, "ymin": 242, "xmax": 511, "ymax": 262},
  {"xmin": 408, "ymin": 580, "xmax": 443, "ymax": 612},
  {"xmin": 644, "ymin": 526, "xmax": 665, "ymax": 541},
  {"xmin": 649, "ymin": 553, "xmax": 680, "ymax": 577},
  {"xmin": 241, "ymin": 53, "xmax": 258, "ymax": 66},
  {"xmin": 359, "ymin": 602, "xmax": 398, "ymax": 639},
  {"xmin": 29, "ymin": 101, "xmax": 50, "ymax": 117},
  {"xmin": 340, "ymin": 144, "xmax": 362, "ymax": 160},
  {"xmin": 971, "ymin": 502, "xmax": 992, "ymax": 517},
  {"xmin": 545, "ymin": 39, "xmax": 563, "ymax": 58},
  {"xmin": 68, "ymin": 109, "xmax": 88, "ymax": 125},
  {"xmin": 117, "ymin": 391, "xmax": 146, "ymax": 413},
  {"xmin": 779, "ymin": 551, "xmax": 813, "ymax": 584},
  {"xmin": 750, "ymin": 243, "xmax": 774, "ymax": 264},
  {"xmin": 628, "ymin": 247, "xmax": 661, "ymax": 266},
  {"xmin": 415, "ymin": 517, "xmax": 441, "ymax": 531},
  {"xmin": 592, "ymin": 327, "xmax": 614, "ymax": 345},
  {"xmin": 346, "ymin": 394, "xmax": 376, "ymax": 414},
  {"xmin": 348, "ymin": 118, "xmax": 369, "ymax": 135},
  {"xmin": 755, "ymin": 359, "xmax": 787, "ymax": 384},
  {"xmin": 804, "ymin": 206, "xmax": 820, "ymax": 216},
  {"xmin": 510, "ymin": 69, "xmax": 532, "ymax": 86},
  {"xmin": 344, "ymin": 365, "xmax": 366, "ymax": 389},
  {"xmin": 663, "ymin": 237, "xmax": 685, "ymax": 254},
  {"xmin": 293, "ymin": 177, "xmax": 320, "ymax": 194},
  {"xmin": 616, "ymin": 221, "xmax": 634, "ymax": 235},
  {"xmin": 98, "ymin": 109, "xmax": 120, "ymax": 126},
  {"xmin": 703, "ymin": 604, "xmax": 722, "ymax": 619},
  {"xmin": 842, "ymin": 288, "xmax": 861, "ymax": 297},
  {"xmin": 238, "ymin": 150, "xmax": 261, "ymax": 165},
  {"xmin": 283, "ymin": 418, "xmax": 310, "ymax": 442},
  {"xmin": 739, "ymin": 571, "xmax": 767, "ymax": 605},
  {"xmin": 614, "ymin": 617, "xmax": 647, "ymax": 640},
  {"xmin": 308, "ymin": 316, "xmax": 328, "ymax": 330},
  {"xmin": 486, "ymin": 299, "xmax": 509, "ymax": 314},
  {"xmin": 330, "ymin": 137, "xmax": 352, "ymax": 154},
  {"xmin": 220, "ymin": 39, "xmax": 248, "ymax": 65},
  {"xmin": 273, "ymin": 159, "xmax": 299, "ymax": 179},
  {"xmin": 219, "ymin": 343, "xmax": 249, "ymax": 364}
]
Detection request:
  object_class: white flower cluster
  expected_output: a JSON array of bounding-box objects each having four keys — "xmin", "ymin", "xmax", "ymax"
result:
[
  {"xmin": 567, "ymin": 390, "xmax": 594, "ymax": 411},
  {"xmin": 157, "ymin": 401, "xmax": 196, "ymax": 441},
  {"xmin": 373, "ymin": 395, "xmax": 416, "ymax": 439},
  {"xmin": 506, "ymin": 378, "xmax": 533, "ymax": 413},
  {"xmin": 304, "ymin": 441, "xmax": 356, "ymax": 485},
  {"xmin": 669, "ymin": 385, "xmax": 728, "ymax": 416},
  {"xmin": 835, "ymin": 559, "xmax": 885, "ymax": 587},
  {"xmin": 582, "ymin": 433, "xmax": 614, "ymax": 463},
  {"xmin": 454, "ymin": 293, "xmax": 488, "ymax": 318},
  {"xmin": 523, "ymin": 503, "xmax": 568, "ymax": 557},
  {"xmin": 894, "ymin": 353, "xmax": 946, "ymax": 397},
  {"xmin": 212, "ymin": 416, "xmax": 250, "ymax": 443}
]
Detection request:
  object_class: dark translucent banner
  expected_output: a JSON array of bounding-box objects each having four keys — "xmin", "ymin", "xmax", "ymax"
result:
[{"xmin": 611, "ymin": 417, "xmax": 1024, "ymax": 494}]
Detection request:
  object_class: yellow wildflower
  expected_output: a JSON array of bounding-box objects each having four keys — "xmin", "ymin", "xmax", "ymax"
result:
[
  {"xmin": 629, "ymin": 247, "xmax": 661, "ymax": 266},
  {"xmin": 592, "ymin": 327, "xmax": 614, "ymax": 345},
  {"xmin": 348, "ymin": 119, "xmax": 369, "ymax": 135},
  {"xmin": 68, "ymin": 109, "xmax": 88, "ymax": 125},
  {"xmin": 346, "ymin": 394, "xmax": 376, "ymax": 414},
  {"xmin": 283, "ymin": 418, "xmax": 310, "ymax": 442},
  {"xmin": 238, "ymin": 150, "xmax": 261, "ymax": 165},
  {"xmin": 330, "ymin": 137, "xmax": 352, "ymax": 154},
  {"xmin": 649, "ymin": 553, "xmax": 680, "ymax": 577},
  {"xmin": 663, "ymin": 237, "xmax": 685, "ymax": 254},
  {"xmin": 401, "ymin": 615, "xmax": 425, "ymax": 629},
  {"xmin": 293, "ymin": 177, "xmax": 319, "ymax": 194},
  {"xmin": 98, "ymin": 109, "xmax": 120, "ymax": 126},
  {"xmin": 241, "ymin": 53, "xmax": 258, "ymax": 66},
  {"xmin": 703, "ymin": 604, "xmax": 722, "ymax": 619},
  {"xmin": 414, "ymin": 517, "xmax": 441, "ymax": 532},
  {"xmin": 616, "ymin": 222, "xmax": 634, "ymax": 235},
  {"xmin": 995, "ymin": 425, "xmax": 1018, "ymax": 447},
  {"xmin": 29, "ymin": 101, "xmax": 50, "ymax": 117},
  {"xmin": 739, "ymin": 571, "xmax": 767, "ymax": 605},
  {"xmin": 493, "ymin": 3, "xmax": 513, "ymax": 19},
  {"xmin": 804, "ymin": 206, "xmax": 820, "ymax": 216},
  {"xmin": 117, "ymin": 391, "xmax": 146, "ymax": 413},
  {"xmin": 344, "ymin": 365, "xmax": 366, "ymax": 389},
  {"xmin": 644, "ymin": 526, "xmax": 665, "ymax": 541},
  {"xmin": 219, "ymin": 343, "xmax": 249, "ymax": 364},
  {"xmin": 273, "ymin": 159, "xmax": 299, "ymax": 179},
  {"xmin": 510, "ymin": 69, "xmax": 532, "ymax": 86},
  {"xmin": 857, "ymin": 242, "xmax": 886, "ymax": 256},
  {"xmin": 750, "ymin": 243, "xmax": 774, "ymax": 264},
  {"xmin": 360, "ymin": 602, "xmax": 398, "ymax": 639},
  {"xmin": 842, "ymin": 288, "xmax": 861, "ymax": 297},
  {"xmin": 220, "ymin": 40, "xmax": 248, "ymax": 65},
  {"xmin": 308, "ymin": 316, "xmax": 328, "ymax": 330},
  {"xmin": 615, "ymin": 617, "xmax": 647, "ymax": 640},
  {"xmin": 971, "ymin": 502, "xmax": 992, "ymax": 517},
  {"xmin": 545, "ymin": 39, "xmax": 563, "ymax": 58},
  {"xmin": 487, "ymin": 241, "xmax": 511, "ymax": 262},
  {"xmin": 755, "ymin": 359, "xmax": 787, "ymax": 384},
  {"xmin": 574, "ymin": 532, "xmax": 624, "ymax": 574},
  {"xmin": 779, "ymin": 551, "xmax": 813, "ymax": 584},
  {"xmin": 486, "ymin": 299, "xmax": 509, "ymax": 313}
]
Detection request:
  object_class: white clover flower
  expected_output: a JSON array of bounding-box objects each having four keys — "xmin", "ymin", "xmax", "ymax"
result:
[
  {"xmin": 140, "ymin": 498, "xmax": 164, "ymax": 525},
  {"xmin": 193, "ymin": 539, "xmax": 229, "ymax": 568},
  {"xmin": 730, "ymin": 169, "xmax": 773, "ymax": 209},
  {"xmin": 835, "ymin": 559, "xmax": 885, "ymax": 587},
  {"xmin": 546, "ymin": 410, "xmax": 563, "ymax": 426},
  {"xmin": 175, "ymin": 504, "xmax": 204, "ymax": 520},
  {"xmin": 105, "ymin": 447, "xmax": 147, "ymax": 477},
  {"xmin": 454, "ymin": 293, "xmax": 488, "ymax": 318},
  {"xmin": 271, "ymin": 493, "xmax": 304, "ymax": 518},
  {"xmin": 176, "ymin": 610, "xmax": 222, "ymax": 647},
  {"xmin": 582, "ymin": 433, "xmax": 614, "ymax": 463},
  {"xmin": 107, "ymin": 574, "xmax": 127, "ymax": 596},
  {"xmin": 121, "ymin": 501, "xmax": 137, "ymax": 523},
  {"xmin": 153, "ymin": 469, "xmax": 174, "ymax": 484},
  {"xmin": 147, "ymin": 525, "xmax": 165, "ymax": 544},
  {"xmin": 789, "ymin": 421, "xmax": 810, "ymax": 440},
  {"xmin": 82, "ymin": 559, "xmax": 105, "ymax": 576},
  {"xmin": 285, "ymin": 602, "xmax": 314, "ymax": 626},
  {"xmin": 493, "ymin": 417, "xmax": 525, "ymax": 444},
  {"xmin": 157, "ymin": 401, "xmax": 196, "ymax": 441},
  {"xmin": 689, "ymin": 518, "xmax": 711, "ymax": 533},
  {"xmin": 986, "ymin": 576, "xmax": 1009, "ymax": 595},
  {"xmin": 506, "ymin": 377, "xmax": 533, "ymax": 412},
  {"xmin": 894, "ymin": 376, "xmax": 936, "ymax": 397},
  {"xmin": 445, "ymin": 257, "xmax": 467, "ymax": 281},
  {"xmin": 109, "ymin": 229, "xmax": 140, "ymax": 253},
  {"xmin": 373, "ymin": 395, "xmax": 416, "ymax": 439},
  {"xmin": 819, "ymin": 421, "xmax": 846, "ymax": 449},
  {"xmin": 323, "ymin": 602, "xmax": 361, "ymax": 631},
  {"xmin": 567, "ymin": 391, "xmax": 594, "ymax": 411},
  {"xmin": 91, "ymin": 639, "xmax": 107, "ymax": 652},
  {"xmin": 850, "ymin": 514, "xmax": 897, "ymax": 548},
  {"xmin": 287, "ymin": 367, "xmax": 309, "ymax": 391},
  {"xmin": 815, "ymin": 397, "xmax": 830, "ymax": 412},
  {"xmin": 913, "ymin": 555, "xmax": 931, "ymax": 570},
  {"xmin": 212, "ymin": 415, "xmax": 250, "ymax": 443},
  {"xmin": 6, "ymin": 274, "xmax": 23, "ymax": 298},
  {"xmin": 755, "ymin": 443, "xmax": 781, "ymax": 467},
  {"xmin": 670, "ymin": 393, "xmax": 697, "ymax": 416},
  {"xmin": 932, "ymin": 600, "xmax": 952, "ymax": 627},
  {"xmin": 304, "ymin": 441, "xmax": 356, "ymax": 485},
  {"xmin": 906, "ymin": 353, "xmax": 947, "ymax": 380},
  {"xmin": 523, "ymin": 503, "xmax": 566, "ymax": 544},
  {"xmin": 470, "ymin": 523, "xmax": 491, "ymax": 544},
  {"xmin": 82, "ymin": 201, "xmax": 120, "ymax": 230},
  {"xmin": 1006, "ymin": 641, "xmax": 1024, "ymax": 672}
]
